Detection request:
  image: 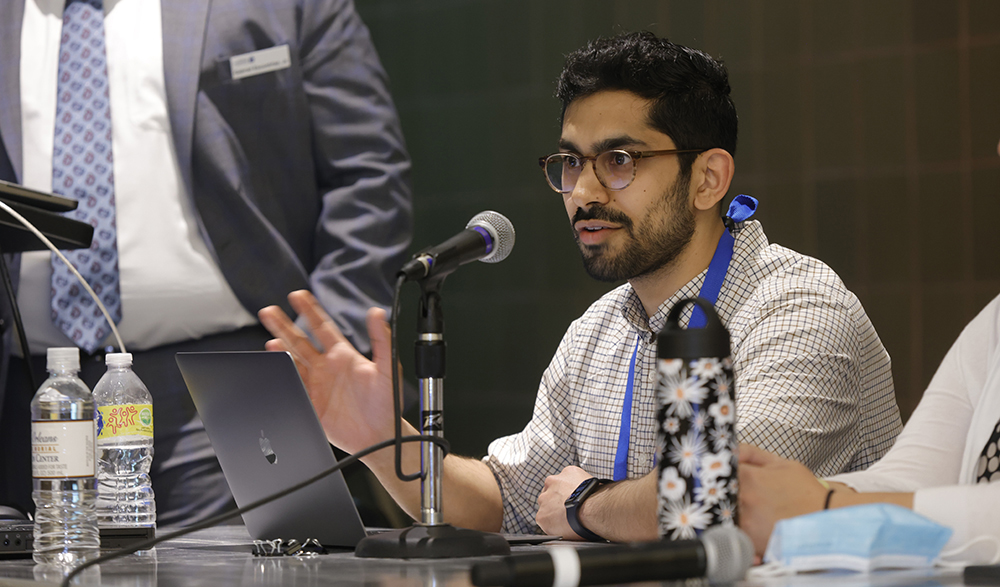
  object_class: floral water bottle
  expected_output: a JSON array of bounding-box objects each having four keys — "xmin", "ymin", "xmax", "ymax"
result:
[
  {"xmin": 655, "ymin": 298, "xmax": 737, "ymax": 540},
  {"xmin": 30, "ymin": 347, "xmax": 100, "ymax": 566},
  {"xmin": 93, "ymin": 353, "xmax": 156, "ymax": 528}
]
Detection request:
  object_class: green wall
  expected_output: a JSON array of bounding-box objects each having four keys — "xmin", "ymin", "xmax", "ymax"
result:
[{"xmin": 355, "ymin": 0, "xmax": 1000, "ymax": 457}]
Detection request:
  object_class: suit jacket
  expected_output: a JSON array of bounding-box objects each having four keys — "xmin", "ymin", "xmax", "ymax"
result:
[{"xmin": 0, "ymin": 0, "xmax": 413, "ymax": 410}]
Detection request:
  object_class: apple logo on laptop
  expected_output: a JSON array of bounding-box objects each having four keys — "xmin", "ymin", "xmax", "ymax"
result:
[{"xmin": 259, "ymin": 430, "xmax": 277, "ymax": 465}]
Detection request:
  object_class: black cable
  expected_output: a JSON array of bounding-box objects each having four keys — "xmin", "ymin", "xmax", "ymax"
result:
[
  {"xmin": 60, "ymin": 434, "xmax": 449, "ymax": 587},
  {"xmin": 391, "ymin": 273, "xmax": 422, "ymax": 482},
  {"xmin": 0, "ymin": 246, "xmax": 37, "ymax": 392},
  {"xmin": 64, "ymin": 277, "xmax": 440, "ymax": 584}
]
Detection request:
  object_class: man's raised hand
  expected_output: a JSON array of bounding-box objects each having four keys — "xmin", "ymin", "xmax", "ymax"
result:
[{"xmin": 258, "ymin": 290, "xmax": 396, "ymax": 456}]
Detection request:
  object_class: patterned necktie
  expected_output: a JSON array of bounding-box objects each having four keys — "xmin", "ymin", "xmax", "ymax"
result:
[
  {"xmin": 50, "ymin": 0, "xmax": 121, "ymax": 354},
  {"xmin": 975, "ymin": 418, "xmax": 1000, "ymax": 484}
]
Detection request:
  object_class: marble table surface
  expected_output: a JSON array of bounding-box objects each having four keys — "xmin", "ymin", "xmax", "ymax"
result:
[
  {"xmin": 0, "ymin": 525, "xmax": 495, "ymax": 586},
  {"xmin": 0, "ymin": 525, "xmax": 972, "ymax": 587}
]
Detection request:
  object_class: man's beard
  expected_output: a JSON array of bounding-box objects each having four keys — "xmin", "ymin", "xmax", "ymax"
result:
[{"xmin": 572, "ymin": 174, "xmax": 695, "ymax": 283}]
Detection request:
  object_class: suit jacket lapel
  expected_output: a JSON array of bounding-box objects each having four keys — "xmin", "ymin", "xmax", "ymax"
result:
[
  {"xmin": 161, "ymin": 0, "xmax": 211, "ymax": 196},
  {"xmin": 0, "ymin": 1, "xmax": 25, "ymax": 182}
]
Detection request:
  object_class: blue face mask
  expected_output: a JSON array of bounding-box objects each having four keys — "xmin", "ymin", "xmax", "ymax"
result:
[{"xmin": 762, "ymin": 504, "xmax": 953, "ymax": 573}]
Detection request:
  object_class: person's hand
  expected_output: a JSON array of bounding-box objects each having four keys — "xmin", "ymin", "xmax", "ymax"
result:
[
  {"xmin": 535, "ymin": 466, "xmax": 594, "ymax": 539},
  {"xmin": 737, "ymin": 443, "xmax": 829, "ymax": 556},
  {"xmin": 258, "ymin": 290, "xmax": 397, "ymax": 456}
]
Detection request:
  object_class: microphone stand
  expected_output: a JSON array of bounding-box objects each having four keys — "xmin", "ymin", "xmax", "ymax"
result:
[
  {"xmin": 355, "ymin": 276, "xmax": 509, "ymax": 558},
  {"xmin": 415, "ymin": 285, "xmax": 446, "ymax": 526}
]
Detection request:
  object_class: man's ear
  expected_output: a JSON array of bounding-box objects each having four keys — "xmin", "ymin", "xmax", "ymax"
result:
[{"xmin": 691, "ymin": 148, "xmax": 735, "ymax": 212}]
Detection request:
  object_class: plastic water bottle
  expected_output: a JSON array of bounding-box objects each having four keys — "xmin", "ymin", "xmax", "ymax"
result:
[
  {"xmin": 30, "ymin": 347, "xmax": 100, "ymax": 566},
  {"xmin": 93, "ymin": 353, "xmax": 156, "ymax": 528}
]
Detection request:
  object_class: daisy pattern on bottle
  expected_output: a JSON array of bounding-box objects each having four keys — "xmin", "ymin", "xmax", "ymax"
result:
[
  {"xmin": 709, "ymin": 423, "xmax": 732, "ymax": 453},
  {"xmin": 715, "ymin": 371, "xmax": 733, "ymax": 400},
  {"xmin": 659, "ymin": 358, "xmax": 683, "ymax": 377},
  {"xmin": 658, "ymin": 374, "xmax": 707, "ymax": 419},
  {"xmin": 654, "ymin": 348, "xmax": 738, "ymax": 538},
  {"xmin": 659, "ymin": 466, "xmax": 686, "ymax": 502},
  {"xmin": 668, "ymin": 430, "xmax": 707, "ymax": 477},
  {"xmin": 701, "ymin": 448, "xmax": 733, "ymax": 481},
  {"xmin": 690, "ymin": 357, "xmax": 723, "ymax": 380},
  {"xmin": 662, "ymin": 497, "xmax": 712, "ymax": 540},
  {"xmin": 694, "ymin": 477, "xmax": 727, "ymax": 506},
  {"xmin": 715, "ymin": 499, "xmax": 736, "ymax": 525},
  {"xmin": 692, "ymin": 409, "xmax": 706, "ymax": 432},
  {"xmin": 708, "ymin": 394, "xmax": 735, "ymax": 425}
]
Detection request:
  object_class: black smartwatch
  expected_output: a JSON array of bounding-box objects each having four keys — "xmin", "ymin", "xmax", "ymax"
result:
[{"xmin": 564, "ymin": 477, "xmax": 611, "ymax": 542}]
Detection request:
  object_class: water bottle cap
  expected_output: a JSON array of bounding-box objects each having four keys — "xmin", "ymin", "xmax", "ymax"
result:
[
  {"xmin": 46, "ymin": 347, "xmax": 80, "ymax": 371},
  {"xmin": 657, "ymin": 297, "xmax": 732, "ymax": 360},
  {"xmin": 105, "ymin": 352, "xmax": 133, "ymax": 367}
]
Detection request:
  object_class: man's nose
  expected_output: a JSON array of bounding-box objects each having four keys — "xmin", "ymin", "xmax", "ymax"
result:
[{"xmin": 567, "ymin": 160, "xmax": 610, "ymax": 209}]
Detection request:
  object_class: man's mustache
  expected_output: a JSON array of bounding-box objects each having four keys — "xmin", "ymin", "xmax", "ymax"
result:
[{"xmin": 571, "ymin": 206, "xmax": 633, "ymax": 229}]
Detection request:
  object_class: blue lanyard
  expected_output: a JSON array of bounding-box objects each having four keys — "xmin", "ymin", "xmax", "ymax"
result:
[
  {"xmin": 616, "ymin": 335, "xmax": 642, "ymax": 480},
  {"xmin": 612, "ymin": 196, "xmax": 757, "ymax": 481}
]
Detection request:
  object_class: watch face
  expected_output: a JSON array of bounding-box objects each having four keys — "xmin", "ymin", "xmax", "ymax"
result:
[{"xmin": 566, "ymin": 478, "xmax": 597, "ymax": 505}]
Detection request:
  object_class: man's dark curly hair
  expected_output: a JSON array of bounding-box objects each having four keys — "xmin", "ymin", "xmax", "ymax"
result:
[{"xmin": 556, "ymin": 31, "xmax": 738, "ymax": 175}]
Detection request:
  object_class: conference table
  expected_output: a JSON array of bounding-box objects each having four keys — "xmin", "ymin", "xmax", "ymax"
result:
[{"xmin": 0, "ymin": 525, "xmax": 972, "ymax": 586}]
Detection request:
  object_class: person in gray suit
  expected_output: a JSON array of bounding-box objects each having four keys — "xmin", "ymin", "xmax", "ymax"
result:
[{"xmin": 0, "ymin": 0, "xmax": 412, "ymax": 527}]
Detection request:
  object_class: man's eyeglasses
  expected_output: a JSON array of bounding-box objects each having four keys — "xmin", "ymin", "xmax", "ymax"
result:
[{"xmin": 538, "ymin": 148, "xmax": 706, "ymax": 194}]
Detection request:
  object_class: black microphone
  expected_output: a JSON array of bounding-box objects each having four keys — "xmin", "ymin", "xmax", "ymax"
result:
[
  {"xmin": 399, "ymin": 211, "xmax": 515, "ymax": 281},
  {"xmin": 470, "ymin": 526, "xmax": 753, "ymax": 587}
]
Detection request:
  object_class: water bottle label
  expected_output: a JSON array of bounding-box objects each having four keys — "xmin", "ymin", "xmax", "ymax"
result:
[
  {"xmin": 31, "ymin": 420, "xmax": 96, "ymax": 479},
  {"xmin": 96, "ymin": 404, "xmax": 154, "ymax": 439}
]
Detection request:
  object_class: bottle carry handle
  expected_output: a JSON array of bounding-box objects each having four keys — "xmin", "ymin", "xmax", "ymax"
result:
[{"xmin": 658, "ymin": 297, "xmax": 731, "ymax": 361}]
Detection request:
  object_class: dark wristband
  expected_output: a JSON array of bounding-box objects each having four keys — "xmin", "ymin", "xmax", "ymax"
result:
[
  {"xmin": 823, "ymin": 488, "xmax": 835, "ymax": 510},
  {"xmin": 564, "ymin": 477, "xmax": 611, "ymax": 542}
]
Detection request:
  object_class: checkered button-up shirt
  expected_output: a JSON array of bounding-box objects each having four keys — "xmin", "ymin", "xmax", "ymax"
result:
[{"xmin": 484, "ymin": 220, "xmax": 903, "ymax": 534}]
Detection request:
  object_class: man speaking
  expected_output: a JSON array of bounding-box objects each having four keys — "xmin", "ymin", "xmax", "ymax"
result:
[{"xmin": 259, "ymin": 32, "xmax": 901, "ymax": 542}]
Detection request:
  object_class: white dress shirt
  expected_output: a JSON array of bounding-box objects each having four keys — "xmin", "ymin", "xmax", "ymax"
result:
[{"xmin": 18, "ymin": 0, "xmax": 257, "ymax": 354}]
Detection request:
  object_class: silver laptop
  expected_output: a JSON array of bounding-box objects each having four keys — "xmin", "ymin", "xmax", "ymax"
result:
[{"xmin": 175, "ymin": 351, "xmax": 367, "ymax": 548}]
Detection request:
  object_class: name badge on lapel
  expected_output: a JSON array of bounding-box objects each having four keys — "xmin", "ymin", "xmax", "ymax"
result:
[{"xmin": 230, "ymin": 45, "xmax": 291, "ymax": 80}]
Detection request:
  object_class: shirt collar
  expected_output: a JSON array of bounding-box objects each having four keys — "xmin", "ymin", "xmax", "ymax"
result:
[
  {"xmin": 618, "ymin": 268, "xmax": 705, "ymax": 342},
  {"xmin": 617, "ymin": 219, "xmax": 764, "ymax": 339}
]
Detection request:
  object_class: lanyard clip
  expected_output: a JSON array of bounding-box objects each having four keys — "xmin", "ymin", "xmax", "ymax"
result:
[{"xmin": 723, "ymin": 194, "xmax": 758, "ymax": 232}]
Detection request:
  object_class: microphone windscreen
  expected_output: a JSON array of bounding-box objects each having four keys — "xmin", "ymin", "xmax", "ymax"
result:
[
  {"xmin": 703, "ymin": 526, "xmax": 755, "ymax": 583},
  {"xmin": 468, "ymin": 210, "xmax": 515, "ymax": 264}
]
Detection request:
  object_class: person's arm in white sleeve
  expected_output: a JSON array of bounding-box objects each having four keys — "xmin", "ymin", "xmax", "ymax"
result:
[{"xmin": 741, "ymin": 295, "xmax": 1000, "ymax": 559}]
